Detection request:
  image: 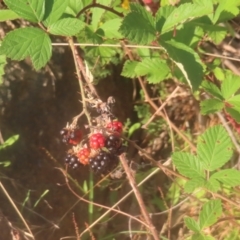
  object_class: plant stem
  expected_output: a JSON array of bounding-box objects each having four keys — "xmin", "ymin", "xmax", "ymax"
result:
[
  {"xmin": 77, "ymin": 3, "xmax": 124, "ymax": 18},
  {"xmin": 119, "ymin": 154, "xmax": 160, "ymax": 240},
  {"xmin": 0, "ymin": 181, "xmax": 35, "ymax": 239}
]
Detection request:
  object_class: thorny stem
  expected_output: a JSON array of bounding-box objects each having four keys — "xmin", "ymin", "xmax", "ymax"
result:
[
  {"xmin": 119, "ymin": 154, "xmax": 160, "ymax": 240},
  {"xmin": 76, "ymin": 2, "xmax": 124, "ymax": 18}
]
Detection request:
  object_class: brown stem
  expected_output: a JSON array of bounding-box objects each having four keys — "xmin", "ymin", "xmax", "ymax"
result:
[
  {"xmin": 77, "ymin": 3, "xmax": 124, "ymax": 18},
  {"xmin": 119, "ymin": 154, "xmax": 160, "ymax": 240}
]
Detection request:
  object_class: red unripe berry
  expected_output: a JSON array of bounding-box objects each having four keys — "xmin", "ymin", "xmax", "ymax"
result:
[
  {"xmin": 77, "ymin": 148, "xmax": 90, "ymax": 165},
  {"xmin": 107, "ymin": 121, "xmax": 123, "ymax": 134},
  {"xmin": 89, "ymin": 133, "xmax": 106, "ymax": 149}
]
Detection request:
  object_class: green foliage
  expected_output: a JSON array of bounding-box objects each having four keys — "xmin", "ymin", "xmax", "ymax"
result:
[
  {"xmin": 1, "ymin": 0, "xmax": 240, "ymax": 238},
  {"xmin": 0, "ymin": 135, "xmax": 19, "ymax": 150}
]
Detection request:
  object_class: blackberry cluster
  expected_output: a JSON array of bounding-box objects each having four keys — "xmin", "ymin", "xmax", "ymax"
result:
[
  {"xmin": 89, "ymin": 151, "xmax": 119, "ymax": 174},
  {"xmin": 65, "ymin": 154, "xmax": 82, "ymax": 169}
]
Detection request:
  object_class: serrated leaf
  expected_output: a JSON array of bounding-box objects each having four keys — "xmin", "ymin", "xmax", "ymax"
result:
[
  {"xmin": 44, "ymin": 0, "xmax": 69, "ymax": 26},
  {"xmin": 0, "ymin": 27, "xmax": 52, "ymax": 70},
  {"xmin": 184, "ymin": 177, "xmax": 206, "ymax": 193},
  {"xmin": 67, "ymin": 0, "xmax": 91, "ymax": 16},
  {"xmin": 199, "ymin": 199, "xmax": 222, "ymax": 229},
  {"xmin": 167, "ymin": 178, "xmax": 186, "ymax": 205},
  {"xmin": 81, "ymin": 26, "xmax": 104, "ymax": 44},
  {"xmin": 0, "ymin": 135, "xmax": 19, "ymax": 150},
  {"xmin": 161, "ymin": 40, "xmax": 203, "ymax": 91},
  {"xmin": 119, "ymin": 3, "xmax": 156, "ymax": 45},
  {"xmin": 0, "ymin": 10, "xmax": 19, "ymax": 21},
  {"xmin": 211, "ymin": 169, "xmax": 240, "ymax": 187},
  {"xmin": 86, "ymin": 46, "xmax": 116, "ymax": 65},
  {"xmin": 99, "ymin": 18, "xmax": 123, "ymax": 39},
  {"xmin": 197, "ymin": 125, "xmax": 233, "ymax": 171},
  {"xmin": 184, "ymin": 217, "xmax": 200, "ymax": 232},
  {"xmin": 221, "ymin": 74, "xmax": 240, "ymax": 99},
  {"xmin": 172, "ymin": 152, "xmax": 204, "ymax": 178},
  {"xmin": 121, "ymin": 60, "xmax": 139, "ymax": 78},
  {"xmin": 155, "ymin": 5, "xmax": 175, "ymax": 32},
  {"xmin": 201, "ymin": 80, "xmax": 223, "ymax": 100},
  {"xmin": 135, "ymin": 58, "xmax": 170, "ymax": 84},
  {"xmin": 49, "ymin": 18, "xmax": 85, "ymax": 36},
  {"xmin": 227, "ymin": 95, "xmax": 240, "ymax": 113},
  {"xmin": 200, "ymin": 99, "xmax": 224, "ymax": 115},
  {"xmin": 4, "ymin": 0, "xmax": 45, "ymax": 22},
  {"xmin": 205, "ymin": 25, "xmax": 227, "ymax": 45},
  {"xmin": 161, "ymin": 0, "xmax": 213, "ymax": 34},
  {"xmin": 212, "ymin": 0, "xmax": 240, "ymax": 24},
  {"xmin": 213, "ymin": 67, "xmax": 225, "ymax": 81},
  {"xmin": 191, "ymin": 233, "xmax": 215, "ymax": 240},
  {"xmin": 204, "ymin": 178, "xmax": 220, "ymax": 192}
]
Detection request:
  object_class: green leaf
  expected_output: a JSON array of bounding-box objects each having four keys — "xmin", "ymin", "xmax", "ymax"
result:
[
  {"xmin": 201, "ymin": 80, "xmax": 223, "ymax": 100},
  {"xmin": 85, "ymin": 46, "xmax": 116, "ymax": 65},
  {"xmin": 155, "ymin": 5, "xmax": 175, "ymax": 32},
  {"xmin": 0, "ymin": 54, "xmax": 7, "ymax": 85},
  {"xmin": 200, "ymin": 99, "xmax": 224, "ymax": 115},
  {"xmin": 99, "ymin": 18, "xmax": 123, "ymax": 39},
  {"xmin": 167, "ymin": 178, "xmax": 186, "ymax": 205},
  {"xmin": 49, "ymin": 18, "xmax": 85, "ymax": 36},
  {"xmin": 212, "ymin": 0, "xmax": 240, "ymax": 24},
  {"xmin": 205, "ymin": 25, "xmax": 227, "ymax": 45},
  {"xmin": 172, "ymin": 152, "xmax": 204, "ymax": 178},
  {"xmin": 0, "ymin": 161, "xmax": 11, "ymax": 167},
  {"xmin": 0, "ymin": 135, "xmax": 19, "ymax": 150},
  {"xmin": 44, "ymin": 0, "xmax": 69, "ymax": 26},
  {"xmin": 119, "ymin": 3, "xmax": 156, "ymax": 44},
  {"xmin": 67, "ymin": 0, "xmax": 91, "ymax": 16},
  {"xmin": 199, "ymin": 199, "xmax": 222, "ymax": 229},
  {"xmin": 0, "ymin": 27, "xmax": 52, "ymax": 70},
  {"xmin": 161, "ymin": 0, "xmax": 213, "ymax": 34},
  {"xmin": 0, "ymin": 10, "xmax": 19, "ymax": 21},
  {"xmin": 204, "ymin": 178, "xmax": 220, "ymax": 192},
  {"xmin": 221, "ymin": 74, "xmax": 240, "ymax": 99},
  {"xmin": 4, "ymin": 0, "xmax": 45, "ymax": 22},
  {"xmin": 213, "ymin": 67, "xmax": 225, "ymax": 81},
  {"xmin": 227, "ymin": 95, "xmax": 240, "ymax": 113},
  {"xmin": 184, "ymin": 217, "xmax": 200, "ymax": 232},
  {"xmin": 197, "ymin": 125, "xmax": 233, "ymax": 171},
  {"xmin": 184, "ymin": 177, "xmax": 206, "ymax": 193},
  {"xmin": 128, "ymin": 122, "xmax": 141, "ymax": 138},
  {"xmin": 34, "ymin": 190, "xmax": 49, "ymax": 208},
  {"xmin": 211, "ymin": 169, "xmax": 240, "ymax": 187},
  {"xmin": 121, "ymin": 60, "xmax": 139, "ymax": 78},
  {"xmin": 161, "ymin": 40, "xmax": 203, "ymax": 91},
  {"xmin": 135, "ymin": 58, "xmax": 170, "ymax": 84},
  {"xmin": 191, "ymin": 233, "xmax": 215, "ymax": 240}
]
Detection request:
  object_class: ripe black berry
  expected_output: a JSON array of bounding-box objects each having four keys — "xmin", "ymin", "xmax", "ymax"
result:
[
  {"xmin": 105, "ymin": 135, "xmax": 122, "ymax": 154},
  {"xmin": 65, "ymin": 154, "xmax": 81, "ymax": 169},
  {"xmin": 89, "ymin": 151, "xmax": 119, "ymax": 174}
]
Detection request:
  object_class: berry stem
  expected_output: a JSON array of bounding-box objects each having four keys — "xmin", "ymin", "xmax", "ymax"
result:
[{"xmin": 68, "ymin": 37, "xmax": 92, "ymax": 126}]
